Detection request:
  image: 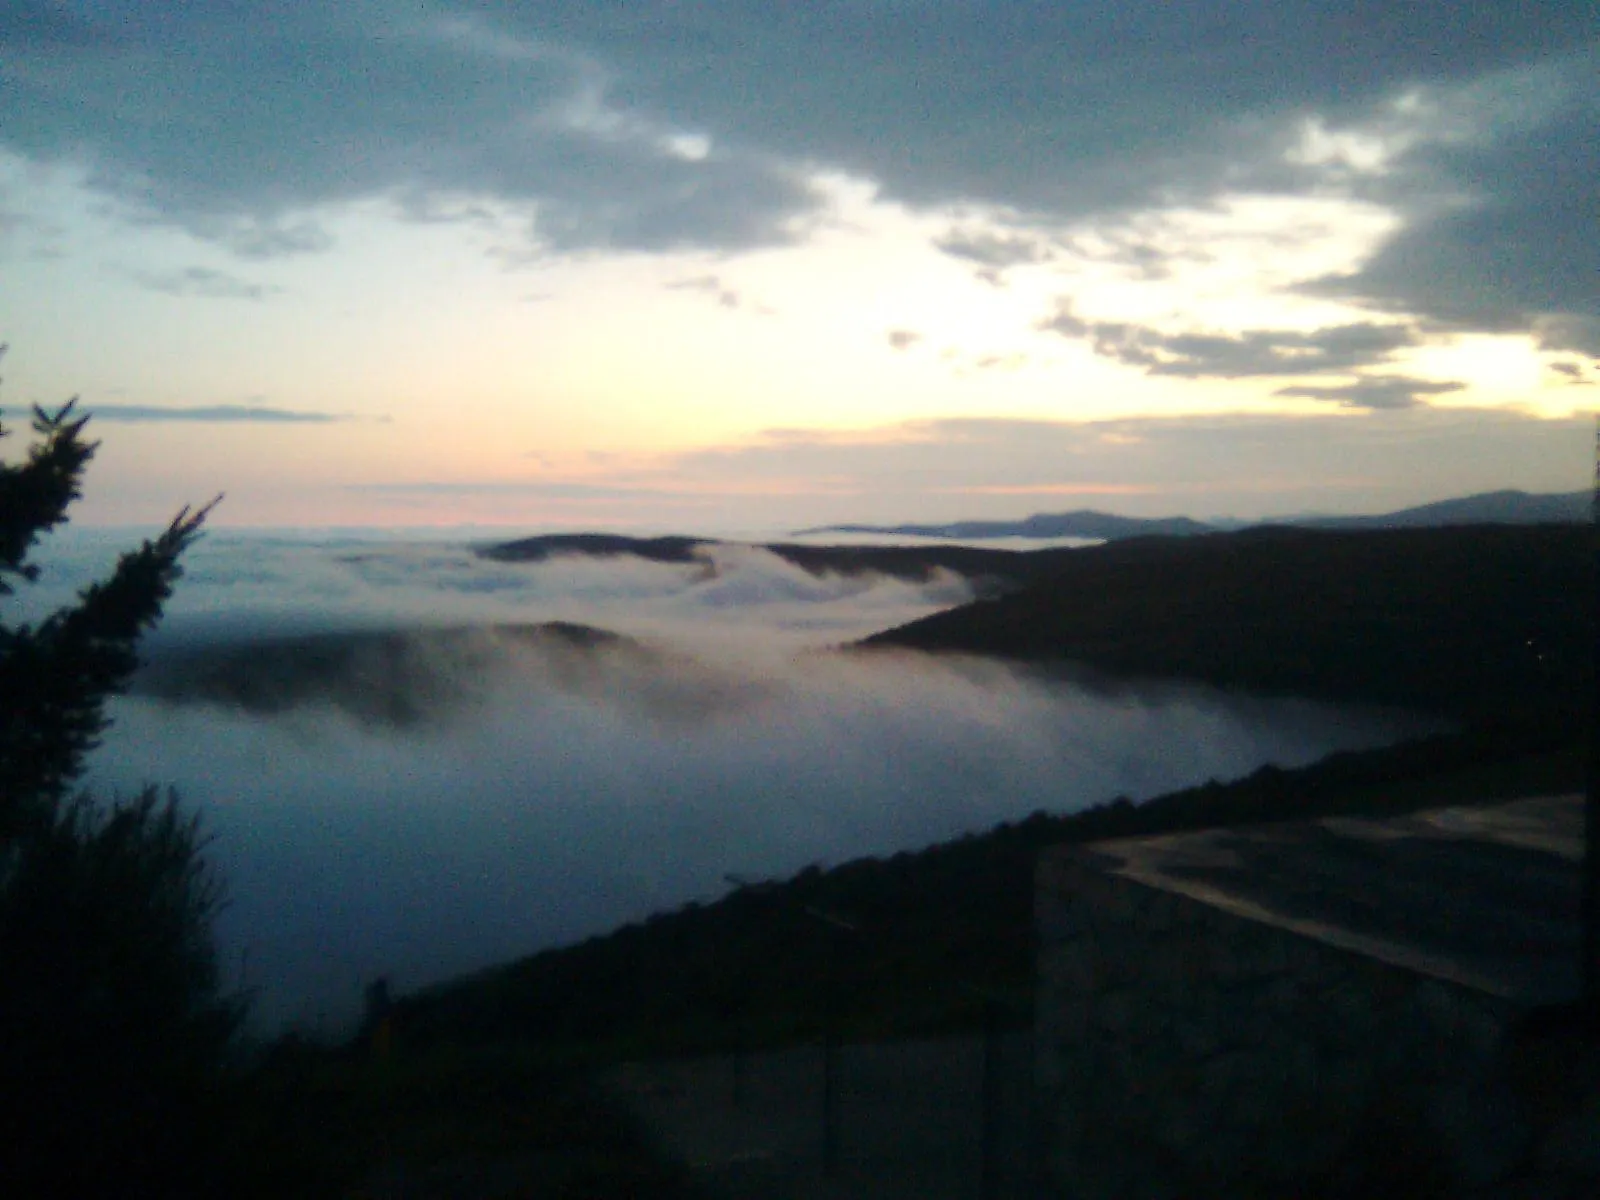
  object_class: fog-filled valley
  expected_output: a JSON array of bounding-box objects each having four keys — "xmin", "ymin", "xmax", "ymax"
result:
[{"xmin": 36, "ymin": 530, "xmax": 1425, "ymax": 1030}]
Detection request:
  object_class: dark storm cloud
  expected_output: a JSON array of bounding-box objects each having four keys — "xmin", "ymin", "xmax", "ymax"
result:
[
  {"xmin": 125, "ymin": 265, "xmax": 277, "ymax": 300},
  {"xmin": 1040, "ymin": 305, "xmax": 1418, "ymax": 379},
  {"xmin": 0, "ymin": 4, "xmax": 1586, "ymax": 266},
  {"xmin": 531, "ymin": 1, "xmax": 1587, "ymax": 209},
  {"xmin": 1302, "ymin": 66, "xmax": 1600, "ymax": 352},
  {"xmin": 2, "ymin": 4, "xmax": 816, "ymax": 256},
  {"xmin": 1274, "ymin": 376, "xmax": 1466, "ymax": 410},
  {"xmin": 2, "ymin": 4, "xmax": 1592, "ymax": 348}
]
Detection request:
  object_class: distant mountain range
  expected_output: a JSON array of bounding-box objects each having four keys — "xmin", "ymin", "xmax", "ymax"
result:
[
  {"xmin": 797, "ymin": 489, "xmax": 1590, "ymax": 542},
  {"xmin": 1286, "ymin": 489, "xmax": 1590, "ymax": 530}
]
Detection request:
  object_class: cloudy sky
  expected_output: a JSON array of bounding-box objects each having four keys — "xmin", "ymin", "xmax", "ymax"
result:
[{"xmin": 0, "ymin": 0, "xmax": 1593, "ymax": 529}]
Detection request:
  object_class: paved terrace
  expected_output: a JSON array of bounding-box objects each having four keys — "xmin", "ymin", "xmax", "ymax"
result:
[{"xmin": 1072, "ymin": 793, "xmax": 1584, "ymax": 1004}]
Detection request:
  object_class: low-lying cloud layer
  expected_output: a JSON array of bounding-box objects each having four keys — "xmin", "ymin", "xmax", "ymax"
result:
[{"xmin": 57, "ymin": 531, "xmax": 1426, "ymax": 1029}]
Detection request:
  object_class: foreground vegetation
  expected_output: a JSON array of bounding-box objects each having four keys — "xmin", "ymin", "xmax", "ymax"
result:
[{"xmin": 1, "ymin": 381, "xmax": 697, "ymax": 1196}]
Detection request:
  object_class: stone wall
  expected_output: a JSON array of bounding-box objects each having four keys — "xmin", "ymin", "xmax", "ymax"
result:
[{"xmin": 1035, "ymin": 846, "xmax": 1600, "ymax": 1198}]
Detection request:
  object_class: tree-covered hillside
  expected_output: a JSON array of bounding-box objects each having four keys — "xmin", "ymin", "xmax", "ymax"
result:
[{"xmin": 862, "ymin": 524, "xmax": 1589, "ymax": 729}]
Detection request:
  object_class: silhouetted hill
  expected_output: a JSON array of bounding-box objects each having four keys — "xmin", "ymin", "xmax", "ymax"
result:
[
  {"xmin": 1295, "ymin": 489, "xmax": 1589, "ymax": 529},
  {"xmin": 136, "ymin": 622, "xmax": 641, "ymax": 726},
  {"xmin": 796, "ymin": 489, "xmax": 1589, "ymax": 541},
  {"xmin": 861, "ymin": 524, "xmax": 1589, "ymax": 727},
  {"xmin": 478, "ymin": 531, "xmax": 1085, "ymax": 588},
  {"xmin": 480, "ymin": 533, "xmax": 711, "ymax": 565}
]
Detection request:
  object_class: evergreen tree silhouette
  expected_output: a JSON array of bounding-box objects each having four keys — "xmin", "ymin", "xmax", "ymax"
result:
[{"xmin": 0, "ymin": 359, "xmax": 241, "ymax": 1198}]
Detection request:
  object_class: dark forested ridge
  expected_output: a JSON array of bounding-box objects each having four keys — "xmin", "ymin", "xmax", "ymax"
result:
[
  {"xmin": 479, "ymin": 533, "xmax": 711, "ymax": 566},
  {"xmin": 861, "ymin": 524, "xmax": 1590, "ymax": 728},
  {"xmin": 1294, "ymin": 489, "xmax": 1589, "ymax": 530}
]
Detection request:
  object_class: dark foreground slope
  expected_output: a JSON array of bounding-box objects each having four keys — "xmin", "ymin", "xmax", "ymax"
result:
[
  {"xmin": 861, "ymin": 524, "xmax": 1589, "ymax": 728},
  {"xmin": 396, "ymin": 737, "xmax": 1580, "ymax": 1061}
]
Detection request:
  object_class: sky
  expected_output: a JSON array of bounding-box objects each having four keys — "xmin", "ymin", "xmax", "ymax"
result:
[{"xmin": 0, "ymin": 0, "xmax": 1594, "ymax": 530}]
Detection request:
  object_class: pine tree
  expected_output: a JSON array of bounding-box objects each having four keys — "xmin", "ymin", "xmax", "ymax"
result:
[{"xmin": 0, "ymin": 361, "xmax": 242, "ymax": 1198}]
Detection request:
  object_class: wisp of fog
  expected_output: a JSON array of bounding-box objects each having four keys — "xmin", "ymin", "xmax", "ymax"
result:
[{"xmin": 57, "ymin": 531, "xmax": 1422, "ymax": 1030}]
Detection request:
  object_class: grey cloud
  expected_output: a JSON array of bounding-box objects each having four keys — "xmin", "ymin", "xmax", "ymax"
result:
[
  {"xmin": 347, "ymin": 480, "xmax": 685, "ymax": 501},
  {"xmin": 1274, "ymin": 376, "xmax": 1466, "ymax": 410},
  {"xmin": 1548, "ymin": 361, "xmax": 1595, "ymax": 386},
  {"xmin": 935, "ymin": 229, "xmax": 1054, "ymax": 274},
  {"xmin": 1, "ymin": 2, "xmax": 1589, "ymax": 275},
  {"xmin": 216, "ymin": 218, "xmax": 336, "ymax": 260},
  {"xmin": 3, "ymin": 6, "xmax": 815, "ymax": 257},
  {"xmin": 126, "ymin": 266, "xmax": 278, "ymax": 300},
  {"xmin": 57, "ymin": 404, "xmax": 358, "ymax": 424},
  {"xmin": 552, "ymin": 2, "xmax": 1584, "ymax": 207},
  {"xmin": 1064, "ymin": 231, "xmax": 1175, "ymax": 280},
  {"xmin": 666, "ymin": 274, "xmax": 744, "ymax": 310},
  {"xmin": 1533, "ymin": 315, "xmax": 1600, "ymax": 359},
  {"xmin": 1041, "ymin": 305, "xmax": 1417, "ymax": 379},
  {"xmin": 1303, "ymin": 66, "xmax": 1599, "ymax": 347},
  {"xmin": 886, "ymin": 329, "xmax": 921, "ymax": 351}
]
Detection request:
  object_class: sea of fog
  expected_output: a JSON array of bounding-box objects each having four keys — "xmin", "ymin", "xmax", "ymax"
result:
[{"xmin": 24, "ymin": 528, "xmax": 1427, "ymax": 1031}]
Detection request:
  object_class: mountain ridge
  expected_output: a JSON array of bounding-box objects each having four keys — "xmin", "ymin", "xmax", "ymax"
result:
[{"xmin": 796, "ymin": 488, "xmax": 1589, "ymax": 542}]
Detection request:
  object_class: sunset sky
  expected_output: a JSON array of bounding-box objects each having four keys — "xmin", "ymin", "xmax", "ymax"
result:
[{"xmin": 1, "ymin": 1, "xmax": 1593, "ymax": 530}]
